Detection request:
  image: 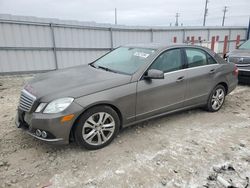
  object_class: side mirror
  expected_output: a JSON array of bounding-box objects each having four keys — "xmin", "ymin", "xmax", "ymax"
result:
[
  {"xmin": 223, "ymin": 53, "xmax": 228, "ymax": 60},
  {"xmin": 144, "ymin": 69, "xmax": 164, "ymax": 79}
]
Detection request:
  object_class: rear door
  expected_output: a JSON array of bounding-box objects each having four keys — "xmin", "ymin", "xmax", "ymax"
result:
[
  {"xmin": 183, "ymin": 47, "xmax": 219, "ymax": 106},
  {"xmin": 136, "ymin": 48, "xmax": 187, "ymax": 120}
]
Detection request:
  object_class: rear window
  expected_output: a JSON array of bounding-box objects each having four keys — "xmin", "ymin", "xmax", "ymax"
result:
[
  {"xmin": 186, "ymin": 48, "xmax": 207, "ymax": 68},
  {"xmin": 185, "ymin": 48, "xmax": 218, "ymax": 67}
]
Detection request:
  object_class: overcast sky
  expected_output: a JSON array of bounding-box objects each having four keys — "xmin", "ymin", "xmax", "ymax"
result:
[{"xmin": 0, "ymin": 0, "xmax": 249, "ymax": 26}]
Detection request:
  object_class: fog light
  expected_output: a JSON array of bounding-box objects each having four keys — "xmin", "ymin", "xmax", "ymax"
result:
[
  {"xmin": 36, "ymin": 129, "xmax": 42, "ymax": 137},
  {"xmin": 41, "ymin": 131, "xmax": 47, "ymax": 138}
]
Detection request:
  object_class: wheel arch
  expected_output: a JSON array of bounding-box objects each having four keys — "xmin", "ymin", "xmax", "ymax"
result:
[
  {"xmin": 69, "ymin": 103, "xmax": 123, "ymax": 142},
  {"xmin": 216, "ymin": 82, "xmax": 228, "ymax": 95}
]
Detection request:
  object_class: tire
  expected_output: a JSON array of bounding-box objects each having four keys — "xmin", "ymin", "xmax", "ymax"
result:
[
  {"xmin": 74, "ymin": 105, "xmax": 120, "ymax": 150},
  {"xmin": 206, "ymin": 85, "xmax": 226, "ymax": 112}
]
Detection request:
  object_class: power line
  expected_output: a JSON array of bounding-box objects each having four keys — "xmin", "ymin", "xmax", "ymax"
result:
[
  {"xmin": 175, "ymin": 13, "xmax": 180, "ymax": 26},
  {"xmin": 203, "ymin": 0, "xmax": 209, "ymax": 26},
  {"xmin": 222, "ymin": 6, "xmax": 228, "ymax": 26}
]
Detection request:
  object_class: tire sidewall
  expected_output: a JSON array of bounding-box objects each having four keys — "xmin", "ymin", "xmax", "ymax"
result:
[
  {"xmin": 74, "ymin": 106, "xmax": 120, "ymax": 150},
  {"xmin": 207, "ymin": 85, "xmax": 226, "ymax": 112}
]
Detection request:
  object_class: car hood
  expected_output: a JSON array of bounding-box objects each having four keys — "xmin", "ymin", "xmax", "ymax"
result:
[
  {"xmin": 228, "ymin": 49, "xmax": 250, "ymax": 57},
  {"xmin": 25, "ymin": 65, "xmax": 132, "ymax": 102}
]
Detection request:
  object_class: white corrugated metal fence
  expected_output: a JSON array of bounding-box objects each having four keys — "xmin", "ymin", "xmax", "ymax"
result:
[{"xmin": 0, "ymin": 14, "xmax": 248, "ymax": 74}]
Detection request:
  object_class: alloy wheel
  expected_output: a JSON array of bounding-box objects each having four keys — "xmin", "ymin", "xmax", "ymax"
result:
[
  {"xmin": 211, "ymin": 88, "xmax": 225, "ymax": 110},
  {"xmin": 82, "ymin": 112, "xmax": 115, "ymax": 146}
]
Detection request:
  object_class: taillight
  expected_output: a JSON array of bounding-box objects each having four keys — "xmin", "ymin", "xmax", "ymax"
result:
[{"xmin": 233, "ymin": 65, "xmax": 238, "ymax": 76}]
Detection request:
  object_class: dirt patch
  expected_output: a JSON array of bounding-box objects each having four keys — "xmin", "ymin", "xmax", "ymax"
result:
[{"xmin": 0, "ymin": 75, "xmax": 249, "ymax": 188}]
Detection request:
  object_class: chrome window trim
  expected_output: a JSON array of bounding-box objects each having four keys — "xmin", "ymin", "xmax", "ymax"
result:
[{"xmin": 163, "ymin": 64, "xmax": 219, "ymax": 76}]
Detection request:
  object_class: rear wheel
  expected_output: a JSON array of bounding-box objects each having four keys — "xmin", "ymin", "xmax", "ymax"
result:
[
  {"xmin": 206, "ymin": 85, "xmax": 226, "ymax": 112},
  {"xmin": 74, "ymin": 106, "xmax": 120, "ymax": 150}
]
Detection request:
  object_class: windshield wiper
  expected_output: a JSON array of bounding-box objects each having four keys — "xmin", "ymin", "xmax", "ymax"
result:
[
  {"xmin": 97, "ymin": 66, "xmax": 118, "ymax": 73},
  {"xmin": 89, "ymin": 63, "xmax": 97, "ymax": 68},
  {"xmin": 91, "ymin": 65, "xmax": 130, "ymax": 75}
]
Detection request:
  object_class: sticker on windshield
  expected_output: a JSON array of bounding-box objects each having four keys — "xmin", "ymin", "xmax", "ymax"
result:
[{"xmin": 133, "ymin": 52, "xmax": 150, "ymax": 58}]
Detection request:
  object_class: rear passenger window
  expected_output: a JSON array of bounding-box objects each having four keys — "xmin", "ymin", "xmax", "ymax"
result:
[
  {"xmin": 207, "ymin": 54, "xmax": 217, "ymax": 64},
  {"xmin": 186, "ymin": 49, "xmax": 207, "ymax": 68}
]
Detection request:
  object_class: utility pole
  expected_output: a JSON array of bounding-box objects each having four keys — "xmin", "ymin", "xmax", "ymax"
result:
[
  {"xmin": 115, "ymin": 8, "xmax": 117, "ymax": 25},
  {"xmin": 203, "ymin": 0, "xmax": 209, "ymax": 26},
  {"xmin": 175, "ymin": 13, "xmax": 180, "ymax": 26},
  {"xmin": 222, "ymin": 6, "xmax": 228, "ymax": 26}
]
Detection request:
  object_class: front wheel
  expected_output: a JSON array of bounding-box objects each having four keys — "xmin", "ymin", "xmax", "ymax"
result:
[
  {"xmin": 206, "ymin": 85, "xmax": 226, "ymax": 112},
  {"xmin": 74, "ymin": 106, "xmax": 120, "ymax": 150}
]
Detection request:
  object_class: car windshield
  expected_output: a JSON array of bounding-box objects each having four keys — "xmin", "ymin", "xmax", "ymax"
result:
[
  {"xmin": 92, "ymin": 47, "xmax": 156, "ymax": 75},
  {"xmin": 239, "ymin": 39, "xmax": 250, "ymax": 49}
]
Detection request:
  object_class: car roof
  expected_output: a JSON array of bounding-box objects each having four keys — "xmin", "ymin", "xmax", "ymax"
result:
[
  {"xmin": 123, "ymin": 43, "xmax": 203, "ymax": 50},
  {"xmin": 122, "ymin": 43, "xmax": 216, "ymax": 58}
]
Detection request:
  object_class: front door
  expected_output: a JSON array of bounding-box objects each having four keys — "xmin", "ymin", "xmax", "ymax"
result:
[{"xmin": 136, "ymin": 48, "xmax": 187, "ymax": 121}]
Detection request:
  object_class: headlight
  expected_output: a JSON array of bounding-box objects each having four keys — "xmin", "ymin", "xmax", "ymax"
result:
[{"xmin": 43, "ymin": 98, "xmax": 74, "ymax": 114}]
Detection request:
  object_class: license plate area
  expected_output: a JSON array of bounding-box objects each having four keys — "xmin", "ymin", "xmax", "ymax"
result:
[{"xmin": 17, "ymin": 109, "xmax": 30, "ymax": 129}]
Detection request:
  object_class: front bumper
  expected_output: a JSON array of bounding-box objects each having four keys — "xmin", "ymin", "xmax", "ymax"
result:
[
  {"xmin": 237, "ymin": 66, "xmax": 250, "ymax": 83},
  {"xmin": 15, "ymin": 102, "xmax": 83, "ymax": 144}
]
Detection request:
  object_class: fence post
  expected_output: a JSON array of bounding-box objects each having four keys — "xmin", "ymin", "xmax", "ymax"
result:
[
  {"xmin": 50, "ymin": 23, "xmax": 58, "ymax": 70},
  {"xmin": 182, "ymin": 29, "xmax": 185, "ymax": 43},
  {"xmin": 211, "ymin": 36, "xmax": 216, "ymax": 51},
  {"xmin": 216, "ymin": 35, "xmax": 219, "ymax": 42},
  {"xmin": 223, "ymin": 35, "xmax": 228, "ymax": 56},
  {"xmin": 110, "ymin": 27, "xmax": 114, "ymax": 50},
  {"xmin": 247, "ymin": 17, "xmax": 250, "ymax": 40},
  {"xmin": 228, "ymin": 29, "xmax": 231, "ymax": 52},
  {"xmin": 235, "ymin": 35, "xmax": 240, "ymax": 48},
  {"xmin": 207, "ymin": 28, "xmax": 210, "ymax": 41},
  {"xmin": 173, "ymin": 36, "xmax": 177, "ymax": 43},
  {"xmin": 191, "ymin": 36, "xmax": 195, "ymax": 44},
  {"xmin": 150, "ymin": 29, "xmax": 154, "ymax": 42}
]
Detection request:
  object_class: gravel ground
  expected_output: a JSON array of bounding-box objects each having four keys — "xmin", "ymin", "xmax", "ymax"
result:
[{"xmin": 0, "ymin": 75, "xmax": 249, "ymax": 188}]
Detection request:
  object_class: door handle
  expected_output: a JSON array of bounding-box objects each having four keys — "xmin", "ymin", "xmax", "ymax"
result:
[
  {"xmin": 176, "ymin": 76, "xmax": 184, "ymax": 82},
  {"xmin": 209, "ymin": 69, "xmax": 216, "ymax": 74}
]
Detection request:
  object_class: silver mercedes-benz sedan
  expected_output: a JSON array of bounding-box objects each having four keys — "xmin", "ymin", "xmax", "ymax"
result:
[{"xmin": 16, "ymin": 44, "xmax": 238, "ymax": 150}]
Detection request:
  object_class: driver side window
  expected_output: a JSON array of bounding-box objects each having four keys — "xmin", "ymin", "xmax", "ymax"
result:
[{"xmin": 150, "ymin": 49, "xmax": 182, "ymax": 73}]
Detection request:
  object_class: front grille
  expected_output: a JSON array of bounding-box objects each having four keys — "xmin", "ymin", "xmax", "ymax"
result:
[
  {"xmin": 243, "ymin": 58, "xmax": 250, "ymax": 64},
  {"xmin": 228, "ymin": 57, "xmax": 238, "ymax": 63},
  {"xmin": 229, "ymin": 57, "xmax": 250, "ymax": 64},
  {"xmin": 18, "ymin": 89, "xmax": 36, "ymax": 112}
]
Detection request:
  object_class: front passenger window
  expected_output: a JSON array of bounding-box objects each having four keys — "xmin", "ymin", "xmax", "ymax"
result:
[
  {"xmin": 186, "ymin": 49, "xmax": 207, "ymax": 68},
  {"xmin": 150, "ymin": 49, "xmax": 182, "ymax": 73}
]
